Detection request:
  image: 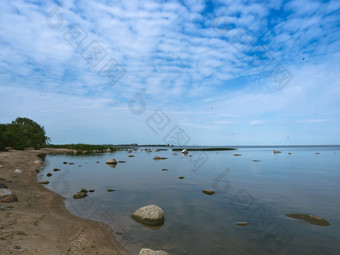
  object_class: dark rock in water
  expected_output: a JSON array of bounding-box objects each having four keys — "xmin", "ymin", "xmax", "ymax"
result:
[
  {"xmin": 53, "ymin": 168, "xmax": 60, "ymax": 172},
  {"xmin": 0, "ymin": 189, "xmax": 18, "ymax": 203},
  {"xmin": 253, "ymin": 160, "xmax": 261, "ymax": 162},
  {"xmin": 233, "ymin": 154, "xmax": 242, "ymax": 156},
  {"xmin": 118, "ymin": 161, "xmax": 126, "ymax": 163},
  {"xmin": 273, "ymin": 150, "xmax": 281, "ymax": 153},
  {"xmin": 80, "ymin": 188, "xmax": 88, "ymax": 193},
  {"xmin": 128, "ymin": 155, "xmax": 135, "ymax": 157},
  {"xmin": 68, "ymin": 163, "xmax": 75, "ymax": 165},
  {"xmin": 89, "ymin": 189, "xmax": 95, "ymax": 193},
  {"xmin": 107, "ymin": 189, "xmax": 115, "ymax": 192},
  {"xmin": 178, "ymin": 176, "xmax": 184, "ymax": 179},
  {"xmin": 285, "ymin": 214, "xmax": 330, "ymax": 226},
  {"xmin": 162, "ymin": 169, "xmax": 168, "ymax": 171},
  {"xmin": 153, "ymin": 156, "xmax": 168, "ymax": 160},
  {"xmin": 73, "ymin": 192, "xmax": 88, "ymax": 199},
  {"xmin": 202, "ymin": 189, "xmax": 215, "ymax": 195},
  {"xmin": 139, "ymin": 248, "xmax": 169, "ymax": 255},
  {"xmin": 288, "ymin": 152, "xmax": 292, "ymax": 155},
  {"xmin": 63, "ymin": 162, "xmax": 67, "ymax": 164},
  {"xmin": 131, "ymin": 205, "xmax": 164, "ymax": 226},
  {"xmin": 315, "ymin": 152, "xmax": 320, "ymax": 154},
  {"xmin": 46, "ymin": 173, "xmax": 52, "ymax": 177},
  {"xmin": 96, "ymin": 161, "xmax": 100, "ymax": 163},
  {"xmin": 38, "ymin": 181, "xmax": 49, "ymax": 185},
  {"xmin": 106, "ymin": 158, "xmax": 117, "ymax": 164},
  {"xmin": 0, "ymin": 183, "xmax": 8, "ymax": 189},
  {"xmin": 235, "ymin": 222, "xmax": 250, "ymax": 226}
]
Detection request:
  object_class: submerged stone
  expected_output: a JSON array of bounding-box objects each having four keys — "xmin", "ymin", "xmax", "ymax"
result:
[
  {"xmin": 285, "ymin": 214, "xmax": 330, "ymax": 226},
  {"xmin": 132, "ymin": 205, "xmax": 165, "ymax": 226},
  {"xmin": 202, "ymin": 189, "xmax": 215, "ymax": 195}
]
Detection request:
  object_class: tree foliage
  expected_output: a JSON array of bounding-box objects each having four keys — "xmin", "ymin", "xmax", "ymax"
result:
[{"xmin": 0, "ymin": 117, "xmax": 50, "ymax": 150}]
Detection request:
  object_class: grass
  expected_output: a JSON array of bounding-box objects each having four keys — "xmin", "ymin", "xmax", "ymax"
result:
[{"xmin": 45, "ymin": 144, "xmax": 122, "ymax": 152}]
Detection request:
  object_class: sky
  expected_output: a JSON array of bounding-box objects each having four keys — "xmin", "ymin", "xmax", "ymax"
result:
[{"xmin": 0, "ymin": 0, "xmax": 339, "ymax": 146}]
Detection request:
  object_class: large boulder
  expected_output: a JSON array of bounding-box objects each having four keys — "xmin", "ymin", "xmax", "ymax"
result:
[
  {"xmin": 0, "ymin": 189, "xmax": 18, "ymax": 203},
  {"xmin": 106, "ymin": 158, "xmax": 118, "ymax": 164},
  {"xmin": 139, "ymin": 248, "xmax": 169, "ymax": 255},
  {"xmin": 181, "ymin": 149, "xmax": 188, "ymax": 155},
  {"xmin": 131, "ymin": 205, "xmax": 165, "ymax": 226}
]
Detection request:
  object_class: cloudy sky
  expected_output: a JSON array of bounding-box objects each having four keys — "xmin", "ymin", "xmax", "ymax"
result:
[{"xmin": 0, "ymin": 0, "xmax": 339, "ymax": 146}]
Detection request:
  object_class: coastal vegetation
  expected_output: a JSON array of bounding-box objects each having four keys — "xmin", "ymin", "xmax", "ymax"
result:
[{"xmin": 0, "ymin": 117, "xmax": 49, "ymax": 150}]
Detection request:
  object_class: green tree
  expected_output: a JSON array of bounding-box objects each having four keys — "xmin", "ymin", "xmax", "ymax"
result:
[{"xmin": 0, "ymin": 117, "xmax": 50, "ymax": 150}]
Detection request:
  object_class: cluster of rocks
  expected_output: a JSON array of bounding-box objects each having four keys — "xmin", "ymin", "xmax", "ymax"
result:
[
  {"xmin": 73, "ymin": 188, "xmax": 88, "ymax": 199},
  {"xmin": 0, "ymin": 183, "xmax": 18, "ymax": 203}
]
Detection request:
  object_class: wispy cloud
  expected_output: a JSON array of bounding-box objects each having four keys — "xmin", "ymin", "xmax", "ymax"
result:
[{"xmin": 0, "ymin": 0, "xmax": 339, "ymax": 145}]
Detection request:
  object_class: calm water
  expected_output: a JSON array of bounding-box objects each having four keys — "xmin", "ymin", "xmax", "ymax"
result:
[{"xmin": 39, "ymin": 146, "xmax": 340, "ymax": 255}]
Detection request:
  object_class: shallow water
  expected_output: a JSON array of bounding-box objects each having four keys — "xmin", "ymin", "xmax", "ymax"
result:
[{"xmin": 39, "ymin": 146, "xmax": 340, "ymax": 254}]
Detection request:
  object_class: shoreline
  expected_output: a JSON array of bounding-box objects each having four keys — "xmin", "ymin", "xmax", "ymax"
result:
[{"xmin": 0, "ymin": 148, "xmax": 130, "ymax": 255}]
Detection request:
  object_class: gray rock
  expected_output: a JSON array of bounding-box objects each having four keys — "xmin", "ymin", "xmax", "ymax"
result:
[
  {"xmin": 14, "ymin": 169, "xmax": 22, "ymax": 174},
  {"xmin": 38, "ymin": 180, "xmax": 49, "ymax": 185},
  {"xmin": 34, "ymin": 160, "xmax": 43, "ymax": 164},
  {"xmin": 106, "ymin": 158, "xmax": 118, "ymax": 164},
  {"xmin": 285, "ymin": 214, "xmax": 330, "ymax": 226},
  {"xmin": 0, "ymin": 183, "xmax": 8, "ymax": 189},
  {"xmin": 73, "ymin": 191, "xmax": 88, "ymax": 199},
  {"xmin": 132, "ymin": 205, "xmax": 165, "ymax": 226},
  {"xmin": 181, "ymin": 149, "xmax": 188, "ymax": 155},
  {"xmin": 139, "ymin": 248, "xmax": 169, "ymax": 255},
  {"xmin": 0, "ymin": 189, "xmax": 18, "ymax": 203},
  {"xmin": 202, "ymin": 189, "xmax": 215, "ymax": 195},
  {"xmin": 235, "ymin": 222, "xmax": 250, "ymax": 226}
]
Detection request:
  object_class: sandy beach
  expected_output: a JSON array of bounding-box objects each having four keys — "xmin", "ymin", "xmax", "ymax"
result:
[{"xmin": 0, "ymin": 148, "xmax": 130, "ymax": 255}]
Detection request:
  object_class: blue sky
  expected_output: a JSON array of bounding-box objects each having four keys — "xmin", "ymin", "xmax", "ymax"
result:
[{"xmin": 0, "ymin": 0, "xmax": 339, "ymax": 146}]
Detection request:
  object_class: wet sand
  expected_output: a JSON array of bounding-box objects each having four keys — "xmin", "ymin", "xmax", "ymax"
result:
[{"xmin": 0, "ymin": 148, "xmax": 130, "ymax": 255}]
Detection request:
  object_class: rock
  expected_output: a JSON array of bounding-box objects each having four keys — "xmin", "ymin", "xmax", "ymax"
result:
[
  {"xmin": 162, "ymin": 169, "xmax": 168, "ymax": 171},
  {"xmin": 34, "ymin": 160, "xmax": 43, "ymax": 164},
  {"xmin": 69, "ymin": 162, "xmax": 75, "ymax": 165},
  {"xmin": 181, "ymin": 149, "xmax": 188, "ymax": 155},
  {"xmin": 38, "ymin": 180, "xmax": 49, "ymax": 185},
  {"xmin": 0, "ymin": 189, "xmax": 18, "ymax": 203},
  {"xmin": 315, "ymin": 152, "xmax": 320, "ymax": 154},
  {"xmin": 118, "ymin": 161, "xmax": 126, "ymax": 163},
  {"xmin": 73, "ymin": 191, "xmax": 88, "ymax": 199},
  {"xmin": 0, "ymin": 183, "xmax": 8, "ymax": 189},
  {"xmin": 235, "ymin": 222, "xmax": 250, "ymax": 226},
  {"xmin": 128, "ymin": 150, "xmax": 133, "ymax": 153},
  {"xmin": 63, "ymin": 162, "xmax": 68, "ymax": 164},
  {"xmin": 53, "ymin": 168, "xmax": 61, "ymax": 172},
  {"xmin": 285, "ymin": 214, "xmax": 330, "ymax": 226},
  {"xmin": 202, "ymin": 189, "xmax": 215, "ymax": 195},
  {"xmin": 178, "ymin": 176, "xmax": 184, "ymax": 179},
  {"xmin": 46, "ymin": 173, "xmax": 52, "ymax": 177},
  {"xmin": 288, "ymin": 152, "xmax": 292, "ymax": 155},
  {"xmin": 14, "ymin": 169, "xmax": 22, "ymax": 174},
  {"xmin": 233, "ymin": 154, "xmax": 241, "ymax": 156},
  {"xmin": 106, "ymin": 158, "xmax": 118, "ymax": 164},
  {"xmin": 128, "ymin": 155, "xmax": 135, "ymax": 157},
  {"xmin": 107, "ymin": 189, "xmax": 115, "ymax": 192},
  {"xmin": 139, "ymin": 248, "xmax": 169, "ymax": 255},
  {"xmin": 80, "ymin": 188, "xmax": 88, "ymax": 193},
  {"xmin": 253, "ymin": 160, "xmax": 261, "ymax": 162},
  {"xmin": 273, "ymin": 150, "xmax": 281, "ymax": 153},
  {"xmin": 0, "ymin": 204, "xmax": 6, "ymax": 210},
  {"xmin": 153, "ymin": 156, "xmax": 168, "ymax": 160},
  {"xmin": 96, "ymin": 161, "xmax": 100, "ymax": 163},
  {"xmin": 0, "ymin": 165, "xmax": 3, "ymax": 168},
  {"xmin": 131, "ymin": 205, "xmax": 165, "ymax": 226},
  {"xmin": 89, "ymin": 189, "xmax": 95, "ymax": 193}
]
